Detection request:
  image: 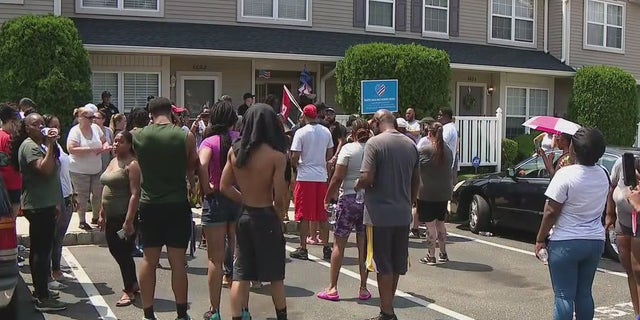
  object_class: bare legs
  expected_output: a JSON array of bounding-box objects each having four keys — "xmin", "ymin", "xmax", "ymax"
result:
[
  {"xmin": 230, "ymin": 281, "xmax": 286, "ymax": 317},
  {"xmin": 425, "ymin": 220, "xmax": 447, "ymax": 257},
  {"xmin": 377, "ymin": 274, "xmax": 398, "ymax": 316},
  {"xmin": 139, "ymin": 247, "xmax": 188, "ymax": 316},
  {"xmin": 204, "ymin": 224, "xmax": 234, "ymax": 313},
  {"xmin": 325, "ymin": 234, "xmax": 368, "ymax": 295}
]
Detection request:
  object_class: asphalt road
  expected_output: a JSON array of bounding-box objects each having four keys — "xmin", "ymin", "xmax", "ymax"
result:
[{"xmin": 10, "ymin": 223, "xmax": 635, "ymax": 320}]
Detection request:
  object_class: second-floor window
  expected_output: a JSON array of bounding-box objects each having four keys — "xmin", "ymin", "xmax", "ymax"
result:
[
  {"xmin": 78, "ymin": 0, "xmax": 162, "ymax": 16},
  {"xmin": 490, "ymin": 0, "xmax": 535, "ymax": 46},
  {"xmin": 366, "ymin": 0, "xmax": 395, "ymax": 33},
  {"xmin": 423, "ymin": 0, "xmax": 448, "ymax": 38},
  {"xmin": 585, "ymin": 0, "xmax": 624, "ymax": 52},
  {"xmin": 240, "ymin": 0, "xmax": 309, "ymax": 25}
]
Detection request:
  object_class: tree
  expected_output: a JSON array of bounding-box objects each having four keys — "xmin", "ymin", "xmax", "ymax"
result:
[
  {"xmin": 0, "ymin": 15, "xmax": 92, "ymax": 127},
  {"xmin": 336, "ymin": 43, "xmax": 451, "ymax": 117},
  {"xmin": 569, "ymin": 66, "xmax": 639, "ymax": 146}
]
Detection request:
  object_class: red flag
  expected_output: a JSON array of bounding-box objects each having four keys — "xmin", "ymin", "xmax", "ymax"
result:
[{"xmin": 281, "ymin": 85, "xmax": 293, "ymax": 120}]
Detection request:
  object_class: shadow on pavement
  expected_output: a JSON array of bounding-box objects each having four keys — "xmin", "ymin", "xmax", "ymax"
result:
[
  {"xmin": 434, "ymin": 261, "xmax": 493, "ymax": 272},
  {"xmin": 252, "ymin": 284, "xmax": 314, "ymax": 298}
]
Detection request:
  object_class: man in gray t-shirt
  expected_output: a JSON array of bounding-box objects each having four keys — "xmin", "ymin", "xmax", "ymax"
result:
[{"xmin": 355, "ymin": 110, "xmax": 419, "ymax": 320}]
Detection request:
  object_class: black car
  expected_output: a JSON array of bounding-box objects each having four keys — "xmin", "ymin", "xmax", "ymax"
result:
[{"xmin": 450, "ymin": 147, "xmax": 640, "ymax": 260}]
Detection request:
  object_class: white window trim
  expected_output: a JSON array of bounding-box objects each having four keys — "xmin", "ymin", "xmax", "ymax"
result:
[
  {"xmin": 237, "ymin": 0, "xmax": 312, "ymax": 27},
  {"xmin": 75, "ymin": 0, "xmax": 164, "ymax": 18},
  {"xmin": 422, "ymin": 0, "xmax": 449, "ymax": 39},
  {"xmin": 488, "ymin": 0, "xmax": 537, "ymax": 48},
  {"xmin": 0, "ymin": 0, "xmax": 24, "ymax": 4},
  {"xmin": 366, "ymin": 0, "xmax": 396, "ymax": 34},
  {"xmin": 582, "ymin": 0, "xmax": 625, "ymax": 54},
  {"xmin": 91, "ymin": 71, "xmax": 161, "ymax": 113},
  {"xmin": 505, "ymin": 86, "xmax": 550, "ymax": 134}
]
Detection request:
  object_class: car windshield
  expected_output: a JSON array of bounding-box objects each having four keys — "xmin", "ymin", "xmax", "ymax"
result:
[{"xmin": 514, "ymin": 151, "xmax": 621, "ymax": 178}]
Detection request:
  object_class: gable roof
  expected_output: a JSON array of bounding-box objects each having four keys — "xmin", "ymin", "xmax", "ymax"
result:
[{"xmin": 73, "ymin": 18, "xmax": 574, "ymax": 74}]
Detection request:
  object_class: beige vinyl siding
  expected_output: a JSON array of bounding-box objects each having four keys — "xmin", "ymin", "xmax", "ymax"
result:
[
  {"xmin": 548, "ymin": 0, "xmax": 562, "ymax": 60},
  {"xmin": 569, "ymin": 0, "xmax": 640, "ymax": 79},
  {"xmin": 312, "ymin": 0, "xmax": 352, "ymax": 31},
  {"xmin": 0, "ymin": 0, "xmax": 52, "ymax": 25},
  {"xmin": 455, "ymin": 0, "xmax": 487, "ymax": 45}
]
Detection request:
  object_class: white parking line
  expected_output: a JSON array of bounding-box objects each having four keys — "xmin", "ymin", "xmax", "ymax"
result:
[
  {"xmin": 447, "ymin": 232, "xmax": 628, "ymax": 278},
  {"xmin": 285, "ymin": 245, "xmax": 475, "ymax": 320},
  {"xmin": 61, "ymin": 247, "xmax": 118, "ymax": 320}
]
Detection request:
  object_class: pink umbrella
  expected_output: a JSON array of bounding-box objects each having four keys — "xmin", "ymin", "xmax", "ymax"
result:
[{"xmin": 522, "ymin": 116, "xmax": 581, "ymax": 135}]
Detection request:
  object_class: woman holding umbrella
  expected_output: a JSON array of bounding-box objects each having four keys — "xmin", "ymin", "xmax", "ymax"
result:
[
  {"xmin": 524, "ymin": 116, "xmax": 579, "ymax": 178},
  {"xmin": 538, "ymin": 133, "xmax": 573, "ymax": 178}
]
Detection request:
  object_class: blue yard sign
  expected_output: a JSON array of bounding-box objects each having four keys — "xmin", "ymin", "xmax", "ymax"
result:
[
  {"xmin": 472, "ymin": 156, "xmax": 481, "ymax": 168},
  {"xmin": 360, "ymin": 79, "xmax": 399, "ymax": 114}
]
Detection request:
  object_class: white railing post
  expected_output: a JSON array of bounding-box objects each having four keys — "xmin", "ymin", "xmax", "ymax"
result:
[
  {"xmin": 636, "ymin": 122, "xmax": 640, "ymax": 148},
  {"xmin": 496, "ymin": 107, "xmax": 503, "ymax": 172}
]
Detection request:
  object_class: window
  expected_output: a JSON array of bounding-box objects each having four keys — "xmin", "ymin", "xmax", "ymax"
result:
[
  {"xmin": 489, "ymin": 0, "xmax": 535, "ymax": 46},
  {"xmin": 584, "ymin": 0, "xmax": 624, "ymax": 52},
  {"xmin": 423, "ymin": 0, "xmax": 448, "ymax": 37},
  {"xmin": 239, "ymin": 0, "xmax": 310, "ymax": 25},
  {"xmin": 366, "ymin": 0, "xmax": 395, "ymax": 33},
  {"xmin": 77, "ymin": 0, "xmax": 162, "ymax": 17},
  {"xmin": 90, "ymin": 72, "xmax": 160, "ymax": 114},
  {"xmin": 505, "ymin": 87, "xmax": 549, "ymax": 138}
]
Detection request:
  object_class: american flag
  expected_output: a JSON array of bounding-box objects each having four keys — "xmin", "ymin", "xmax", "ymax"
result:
[{"xmin": 258, "ymin": 70, "xmax": 271, "ymax": 79}]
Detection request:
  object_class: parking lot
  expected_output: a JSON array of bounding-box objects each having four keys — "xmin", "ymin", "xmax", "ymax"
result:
[{"xmin": 6, "ymin": 221, "xmax": 633, "ymax": 320}]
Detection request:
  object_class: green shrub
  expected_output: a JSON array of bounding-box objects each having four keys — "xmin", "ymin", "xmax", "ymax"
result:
[
  {"xmin": 502, "ymin": 138, "xmax": 518, "ymax": 169},
  {"xmin": 513, "ymin": 133, "xmax": 539, "ymax": 163},
  {"xmin": 336, "ymin": 43, "xmax": 450, "ymax": 117},
  {"xmin": 0, "ymin": 15, "xmax": 92, "ymax": 129},
  {"xmin": 569, "ymin": 66, "xmax": 639, "ymax": 146}
]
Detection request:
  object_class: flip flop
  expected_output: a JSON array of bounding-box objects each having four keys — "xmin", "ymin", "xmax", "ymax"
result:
[
  {"xmin": 115, "ymin": 294, "xmax": 135, "ymax": 307},
  {"xmin": 358, "ymin": 288, "xmax": 372, "ymax": 301},
  {"xmin": 317, "ymin": 290, "xmax": 340, "ymax": 302}
]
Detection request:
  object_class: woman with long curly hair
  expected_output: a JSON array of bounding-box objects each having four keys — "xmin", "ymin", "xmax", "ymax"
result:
[
  {"xmin": 417, "ymin": 121, "xmax": 453, "ymax": 266},
  {"xmin": 317, "ymin": 117, "xmax": 371, "ymax": 302},
  {"xmin": 197, "ymin": 100, "xmax": 239, "ymax": 320}
]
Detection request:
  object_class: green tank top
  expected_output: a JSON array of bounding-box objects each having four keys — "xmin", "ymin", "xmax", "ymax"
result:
[
  {"xmin": 100, "ymin": 166, "xmax": 131, "ymax": 218},
  {"xmin": 133, "ymin": 124, "xmax": 188, "ymax": 204}
]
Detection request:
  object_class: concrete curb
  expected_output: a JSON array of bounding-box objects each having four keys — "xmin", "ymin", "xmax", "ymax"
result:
[{"xmin": 17, "ymin": 221, "xmax": 300, "ymax": 248}]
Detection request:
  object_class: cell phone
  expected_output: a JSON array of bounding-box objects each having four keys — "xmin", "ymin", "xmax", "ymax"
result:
[
  {"xmin": 622, "ymin": 152, "xmax": 637, "ymax": 188},
  {"xmin": 116, "ymin": 228, "xmax": 126, "ymax": 240}
]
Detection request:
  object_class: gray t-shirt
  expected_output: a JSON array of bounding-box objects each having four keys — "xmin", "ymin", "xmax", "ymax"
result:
[
  {"xmin": 418, "ymin": 143, "xmax": 453, "ymax": 201},
  {"xmin": 336, "ymin": 142, "xmax": 365, "ymax": 197},
  {"xmin": 361, "ymin": 131, "xmax": 419, "ymax": 227},
  {"xmin": 611, "ymin": 158, "xmax": 637, "ymax": 228}
]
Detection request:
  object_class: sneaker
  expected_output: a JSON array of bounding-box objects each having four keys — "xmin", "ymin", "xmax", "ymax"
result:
[
  {"xmin": 409, "ymin": 228, "xmax": 421, "ymax": 238},
  {"xmin": 323, "ymin": 246, "xmax": 332, "ymax": 260},
  {"xmin": 31, "ymin": 290, "xmax": 60, "ymax": 302},
  {"xmin": 34, "ymin": 297, "xmax": 67, "ymax": 312},
  {"xmin": 175, "ymin": 315, "xmax": 191, "ymax": 320},
  {"xmin": 419, "ymin": 255, "xmax": 437, "ymax": 265},
  {"xmin": 79, "ymin": 222, "xmax": 92, "ymax": 231},
  {"xmin": 142, "ymin": 316, "xmax": 158, "ymax": 320},
  {"xmin": 438, "ymin": 252, "xmax": 449, "ymax": 262},
  {"xmin": 241, "ymin": 309, "xmax": 251, "ymax": 320},
  {"xmin": 289, "ymin": 247, "xmax": 308, "ymax": 260},
  {"xmin": 53, "ymin": 272, "xmax": 75, "ymax": 282},
  {"xmin": 48, "ymin": 281, "xmax": 68, "ymax": 290},
  {"xmin": 367, "ymin": 312, "xmax": 398, "ymax": 320},
  {"xmin": 203, "ymin": 309, "xmax": 221, "ymax": 320}
]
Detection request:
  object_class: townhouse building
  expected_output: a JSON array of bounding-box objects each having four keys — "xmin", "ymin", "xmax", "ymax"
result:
[{"xmin": 0, "ymin": 0, "xmax": 637, "ymax": 167}]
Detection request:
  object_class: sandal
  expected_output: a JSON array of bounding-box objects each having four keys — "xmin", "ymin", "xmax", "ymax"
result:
[
  {"xmin": 317, "ymin": 290, "xmax": 340, "ymax": 302},
  {"xmin": 115, "ymin": 293, "xmax": 135, "ymax": 307},
  {"xmin": 358, "ymin": 288, "xmax": 371, "ymax": 301}
]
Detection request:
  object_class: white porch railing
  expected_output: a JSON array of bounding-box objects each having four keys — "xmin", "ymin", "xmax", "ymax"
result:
[
  {"xmin": 635, "ymin": 122, "xmax": 640, "ymax": 148},
  {"xmin": 455, "ymin": 108, "xmax": 503, "ymax": 171}
]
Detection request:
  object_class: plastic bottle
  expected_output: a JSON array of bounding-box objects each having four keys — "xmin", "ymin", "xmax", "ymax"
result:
[
  {"xmin": 478, "ymin": 231, "xmax": 493, "ymax": 237},
  {"xmin": 537, "ymin": 248, "xmax": 549, "ymax": 263},
  {"xmin": 355, "ymin": 189, "xmax": 365, "ymax": 204},
  {"xmin": 326, "ymin": 203, "xmax": 337, "ymax": 225}
]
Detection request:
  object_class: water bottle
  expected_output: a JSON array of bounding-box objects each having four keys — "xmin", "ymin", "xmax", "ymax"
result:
[
  {"xmin": 478, "ymin": 231, "xmax": 493, "ymax": 237},
  {"xmin": 537, "ymin": 248, "xmax": 548, "ymax": 263},
  {"xmin": 355, "ymin": 189, "xmax": 365, "ymax": 204},
  {"xmin": 326, "ymin": 203, "xmax": 337, "ymax": 225}
]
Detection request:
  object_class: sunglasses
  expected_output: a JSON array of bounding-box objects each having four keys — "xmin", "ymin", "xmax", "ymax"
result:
[{"xmin": 83, "ymin": 115, "xmax": 95, "ymax": 120}]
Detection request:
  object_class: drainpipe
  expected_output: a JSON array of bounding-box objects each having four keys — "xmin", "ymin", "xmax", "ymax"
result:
[
  {"xmin": 561, "ymin": 0, "xmax": 570, "ymax": 63},
  {"xmin": 53, "ymin": 0, "xmax": 61, "ymax": 16},
  {"xmin": 319, "ymin": 66, "xmax": 337, "ymax": 103},
  {"xmin": 544, "ymin": 0, "xmax": 549, "ymax": 53}
]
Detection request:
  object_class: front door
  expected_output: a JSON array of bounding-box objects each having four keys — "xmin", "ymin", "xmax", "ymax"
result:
[
  {"xmin": 457, "ymin": 83, "xmax": 486, "ymax": 116},
  {"xmin": 177, "ymin": 73, "xmax": 221, "ymax": 117}
]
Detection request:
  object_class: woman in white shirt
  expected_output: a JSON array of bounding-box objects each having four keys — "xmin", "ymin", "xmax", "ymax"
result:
[
  {"xmin": 535, "ymin": 127, "xmax": 608, "ymax": 320},
  {"xmin": 67, "ymin": 106, "xmax": 110, "ymax": 231}
]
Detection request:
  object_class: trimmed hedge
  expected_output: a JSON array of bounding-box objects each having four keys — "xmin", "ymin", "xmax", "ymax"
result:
[
  {"xmin": 502, "ymin": 138, "xmax": 518, "ymax": 169},
  {"xmin": 336, "ymin": 43, "xmax": 451, "ymax": 117},
  {"xmin": 569, "ymin": 66, "xmax": 638, "ymax": 146},
  {"xmin": 0, "ymin": 15, "xmax": 92, "ymax": 128}
]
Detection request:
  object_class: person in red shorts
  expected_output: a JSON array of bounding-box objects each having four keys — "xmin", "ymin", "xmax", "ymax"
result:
[{"xmin": 289, "ymin": 105, "xmax": 334, "ymax": 260}]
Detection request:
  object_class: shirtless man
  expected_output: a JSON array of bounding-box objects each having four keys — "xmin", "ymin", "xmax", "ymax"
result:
[{"xmin": 220, "ymin": 103, "xmax": 288, "ymax": 320}]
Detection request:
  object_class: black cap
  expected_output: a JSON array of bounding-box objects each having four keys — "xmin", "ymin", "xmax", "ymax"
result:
[
  {"xmin": 101, "ymin": 91, "xmax": 111, "ymax": 98},
  {"xmin": 243, "ymin": 93, "xmax": 255, "ymax": 100}
]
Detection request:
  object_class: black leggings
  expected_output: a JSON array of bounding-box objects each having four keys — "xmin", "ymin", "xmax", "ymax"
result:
[
  {"xmin": 23, "ymin": 207, "xmax": 56, "ymax": 299},
  {"xmin": 105, "ymin": 215, "xmax": 138, "ymax": 292}
]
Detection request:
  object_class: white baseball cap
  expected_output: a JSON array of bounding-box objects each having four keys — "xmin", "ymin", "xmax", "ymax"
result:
[
  {"xmin": 396, "ymin": 117, "xmax": 408, "ymax": 128},
  {"xmin": 84, "ymin": 103, "xmax": 98, "ymax": 113}
]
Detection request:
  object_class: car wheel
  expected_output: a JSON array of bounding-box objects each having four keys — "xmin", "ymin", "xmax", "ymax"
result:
[
  {"xmin": 468, "ymin": 194, "xmax": 491, "ymax": 234},
  {"xmin": 605, "ymin": 228, "xmax": 620, "ymax": 261}
]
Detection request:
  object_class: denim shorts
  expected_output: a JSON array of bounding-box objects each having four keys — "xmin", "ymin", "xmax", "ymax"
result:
[{"xmin": 202, "ymin": 192, "xmax": 240, "ymax": 227}]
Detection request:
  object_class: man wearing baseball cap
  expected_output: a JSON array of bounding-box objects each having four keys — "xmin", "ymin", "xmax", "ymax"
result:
[
  {"xmin": 237, "ymin": 93, "xmax": 254, "ymax": 116},
  {"xmin": 97, "ymin": 91, "xmax": 119, "ymax": 127},
  {"xmin": 290, "ymin": 104, "xmax": 334, "ymax": 260}
]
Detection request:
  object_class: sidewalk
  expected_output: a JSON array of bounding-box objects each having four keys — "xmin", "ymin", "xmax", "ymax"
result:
[{"xmin": 16, "ymin": 204, "xmax": 299, "ymax": 247}]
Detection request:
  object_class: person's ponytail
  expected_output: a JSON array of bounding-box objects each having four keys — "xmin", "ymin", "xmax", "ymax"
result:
[{"xmin": 428, "ymin": 122, "xmax": 445, "ymax": 166}]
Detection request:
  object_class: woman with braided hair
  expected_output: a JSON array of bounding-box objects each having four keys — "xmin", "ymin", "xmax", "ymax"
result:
[{"xmin": 197, "ymin": 100, "xmax": 239, "ymax": 320}]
